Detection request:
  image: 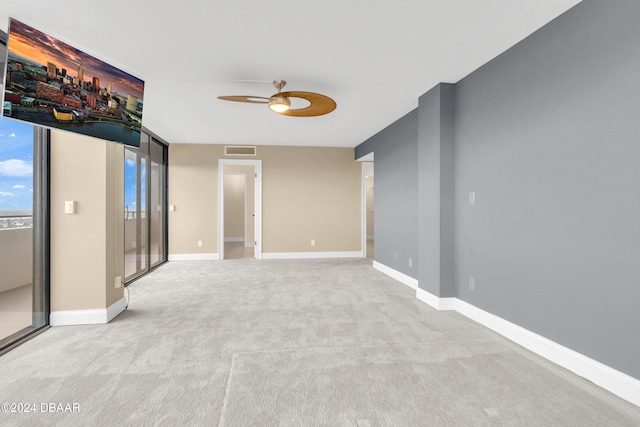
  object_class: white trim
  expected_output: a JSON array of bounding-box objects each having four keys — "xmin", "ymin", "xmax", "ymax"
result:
[
  {"xmin": 416, "ymin": 288, "xmax": 456, "ymax": 311},
  {"xmin": 372, "ymin": 264, "xmax": 640, "ymax": 407},
  {"xmin": 409, "ymin": 289, "xmax": 640, "ymax": 408},
  {"xmin": 244, "ymin": 172, "xmax": 248, "ymax": 246},
  {"xmin": 372, "ymin": 261, "xmax": 418, "ymax": 290},
  {"xmin": 106, "ymin": 297, "xmax": 127, "ymax": 322},
  {"xmin": 224, "ymin": 237, "xmax": 244, "ymax": 242},
  {"xmin": 254, "ymin": 162, "xmax": 262, "ymax": 260},
  {"xmin": 355, "ymin": 152, "xmax": 374, "ymax": 162},
  {"xmin": 50, "ymin": 297, "xmax": 126, "ymax": 326},
  {"xmin": 361, "ymin": 162, "xmax": 374, "ymax": 258},
  {"xmin": 168, "ymin": 253, "xmax": 219, "ymax": 261},
  {"xmin": 452, "ymin": 299, "xmax": 640, "ymax": 408},
  {"xmin": 361, "ymin": 162, "xmax": 367, "ymax": 258},
  {"xmin": 262, "ymin": 251, "xmax": 362, "ymax": 260}
]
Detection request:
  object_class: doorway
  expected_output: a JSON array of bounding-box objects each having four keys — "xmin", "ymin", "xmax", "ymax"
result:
[
  {"xmin": 218, "ymin": 159, "xmax": 262, "ymax": 260},
  {"xmin": 223, "ymin": 171, "xmax": 251, "ymax": 259},
  {"xmin": 362, "ymin": 162, "xmax": 374, "ymax": 258}
]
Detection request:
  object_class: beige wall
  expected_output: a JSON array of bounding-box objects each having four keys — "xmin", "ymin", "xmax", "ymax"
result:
[
  {"xmin": 168, "ymin": 145, "xmax": 361, "ymax": 255},
  {"xmin": 50, "ymin": 130, "xmax": 124, "ymax": 311},
  {"xmin": 167, "ymin": 144, "xmax": 219, "ymax": 254},
  {"xmin": 105, "ymin": 140, "xmax": 125, "ymax": 307}
]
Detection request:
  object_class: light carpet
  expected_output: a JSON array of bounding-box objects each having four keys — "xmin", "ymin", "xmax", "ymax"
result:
[{"xmin": 0, "ymin": 258, "xmax": 638, "ymax": 426}]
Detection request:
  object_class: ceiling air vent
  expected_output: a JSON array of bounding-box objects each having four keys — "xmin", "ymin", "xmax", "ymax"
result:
[{"xmin": 225, "ymin": 146, "xmax": 257, "ymax": 156}]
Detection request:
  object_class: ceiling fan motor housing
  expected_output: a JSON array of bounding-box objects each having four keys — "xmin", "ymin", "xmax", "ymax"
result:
[{"xmin": 268, "ymin": 93, "xmax": 291, "ymax": 113}]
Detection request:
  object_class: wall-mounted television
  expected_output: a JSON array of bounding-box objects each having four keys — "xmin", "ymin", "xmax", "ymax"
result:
[
  {"xmin": 1, "ymin": 29, "xmax": 7, "ymax": 107},
  {"xmin": 2, "ymin": 18, "xmax": 144, "ymax": 147}
]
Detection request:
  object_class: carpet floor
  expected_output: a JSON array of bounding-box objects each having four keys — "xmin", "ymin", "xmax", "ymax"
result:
[{"xmin": 0, "ymin": 258, "xmax": 638, "ymax": 426}]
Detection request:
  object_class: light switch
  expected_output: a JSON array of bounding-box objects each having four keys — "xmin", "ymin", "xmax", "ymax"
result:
[
  {"xmin": 169, "ymin": 205, "xmax": 175, "ymax": 212},
  {"xmin": 64, "ymin": 200, "xmax": 76, "ymax": 214}
]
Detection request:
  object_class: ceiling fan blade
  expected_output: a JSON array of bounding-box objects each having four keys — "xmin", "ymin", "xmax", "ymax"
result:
[
  {"xmin": 276, "ymin": 91, "xmax": 336, "ymax": 117},
  {"xmin": 217, "ymin": 96, "xmax": 269, "ymax": 104},
  {"xmin": 217, "ymin": 79, "xmax": 272, "ymax": 83}
]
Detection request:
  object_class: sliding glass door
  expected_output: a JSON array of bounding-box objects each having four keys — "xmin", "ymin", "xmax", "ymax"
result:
[
  {"xmin": 124, "ymin": 131, "xmax": 167, "ymax": 282},
  {"xmin": 124, "ymin": 146, "xmax": 146, "ymax": 279},
  {"xmin": 0, "ymin": 120, "xmax": 49, "ymax": 355},
  {"xmin": 149, "ymin": 140, "xmax": 166, "ymax": 266}
]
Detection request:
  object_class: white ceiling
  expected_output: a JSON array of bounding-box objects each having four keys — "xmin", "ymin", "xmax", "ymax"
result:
[{"xmin": 1, "ymin": 0, "xmax": 582, "ymax": 147}]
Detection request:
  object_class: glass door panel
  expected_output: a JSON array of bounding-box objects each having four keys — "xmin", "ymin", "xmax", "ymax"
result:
[
  {"xmin": 0, "ymin": 119, "xmax": 49, "ymax": 354},
  {"xmin": 124, "ymin": 132, "xmax": 166, "ymax": 283},
  {"xmin": 0, "ymin": 120, "xmax": 34, "ymax": 342},
  {"xmin": 124, "ymin": 148, "xmax": 139, "ymax": 279},
  {"xmin": 149, "ymin": 139, "xmax": 165, "ymax": 267},
  {"xmin": 139, "ymin": 153, "xmax": 148, "ymax": 273}
]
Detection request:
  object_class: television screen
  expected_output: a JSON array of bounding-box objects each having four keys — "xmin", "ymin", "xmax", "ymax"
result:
[
  {"xmin": 2, "ymin": 18, "xmax": 144, "ymax": 147},
  {"xmin": 1, "ymin": 30, "xmax": 6, "ymax": 105}
]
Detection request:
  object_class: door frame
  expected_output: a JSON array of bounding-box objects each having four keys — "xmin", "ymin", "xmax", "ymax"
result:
[
  {"xmin": 218, "ymin": 159, "xmax": 262, "ymax": 260},
  {"xmin": 361, "ymin": 161, "xmax": 374, "ymax": 258}
]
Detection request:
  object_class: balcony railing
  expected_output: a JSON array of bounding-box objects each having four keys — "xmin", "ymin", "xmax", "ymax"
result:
[
  {"xmin": 0, "ymin": 215, "xmax": 33, "ymax": 230},
  {"xmin": 1, "ymin": 212, "xmax": 147, "ymax": 227},
  {"xmin": 124, "ymin": 210, "xmax": 146, "ymax": 221},
  {"xmin": 0, "ymin": 222, "xmax": 33, "ymax": 293}
]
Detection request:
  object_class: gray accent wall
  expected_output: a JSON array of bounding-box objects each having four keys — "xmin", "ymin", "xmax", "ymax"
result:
[
  {"xmin": 454, "ymin": 0, "xmax": 640, "ymax": 380},
  {"xmin": 355, "ymin": 0, "xmax": 640, "ymax": 380},
  {"xmin": 356, "ymin": 110, "xmax": 419, "ymax": 279},
  {"xmin": 418, "ymin": 84, "xmax": 456, "ymax": 297}
]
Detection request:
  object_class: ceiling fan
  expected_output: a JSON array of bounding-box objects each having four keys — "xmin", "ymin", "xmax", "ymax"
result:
[{"xmin": 217, "ymin": 80, "xmax": 336, "ymax": 117}]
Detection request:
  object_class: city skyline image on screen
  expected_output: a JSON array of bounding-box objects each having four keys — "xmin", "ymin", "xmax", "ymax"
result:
[{"xmin": 2, "ymin": 18, "xmax": 144, "ymax": 147}]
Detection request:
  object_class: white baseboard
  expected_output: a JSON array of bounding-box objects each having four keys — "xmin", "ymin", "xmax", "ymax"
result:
[
  {"xmin": 168, "ymin": 253, "xmax": 219, "ymax": 261},
  {"xmin": 453, "ymin": 298, "xmax": 640, "ymax": 408},
  {"xmin": 106, "ymin": 297, "xmax": 127, "ymax": 322},
  {"xmin": 262, "ymin": 251, "xmax": 362, "ymax": 260},
  {"xmin": 224, "ymin": 237, "xmax": 244, "ymax": 242},
  {"xmin": 50, "ymin": 297, "xmax": 126, "ymax": 326},
  {"xmin": 372, "ymin": 261, "xmax": 418, "ymax": 290},
  {"xmin": 412, "ymin": 288, "xmax": 640, "ymax": 408},
  {"xmin": 416, "ymin": 287, "xmax": 456, "ymax": 310}
]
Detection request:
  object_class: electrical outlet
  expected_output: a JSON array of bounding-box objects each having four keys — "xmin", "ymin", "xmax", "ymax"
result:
[
  {"xmin": 469, "ymin": 192, "xmax": 476, "ymax": 205},
  {"xmin": 394, "ymin": 253, "xmax": 398, "ymax": 262},
  {"xmin": 311, "ymin": 239, "xmax": 316, "ymax": 246},
  {"xmin": 114, "ymin": 276, "xmax": 122, "ymax": 289},
  {"xmin": 198, "ymin": 240, "xmax": 203, "ymax": 247},
  {"xmin": 131, "ymin": 241, "xmax": 136, "ymax": 249},
  {"xmin": 409, "ymin": 258, "xmax": 412, "ymax": 267},
  {"xmin": 469, "ymin": 276, "xmax": 476, "ymax": 291}
]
